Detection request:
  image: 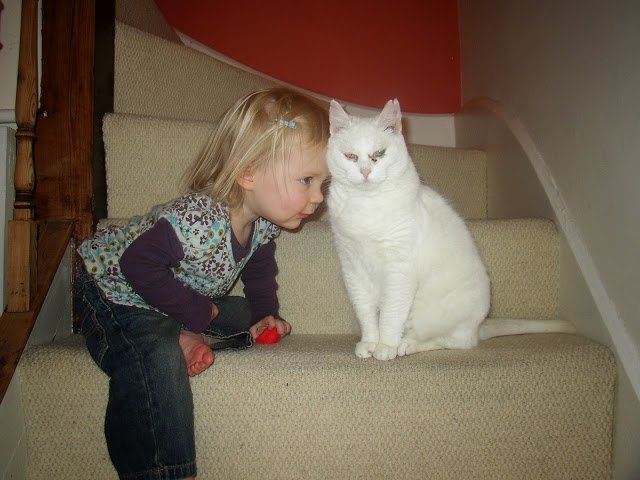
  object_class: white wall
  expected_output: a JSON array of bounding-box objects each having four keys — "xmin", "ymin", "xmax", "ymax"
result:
[
  {"xmin": 0, "ymin": 128, "xmax": 15, "ymax": 310},
  {"xmin": 0, "ymin": 0, "xmax": 20, "ymax": 115},
  {"xmin": 458, "ymin": 1, "xmax": 640, "ymax": 478},
  {"xmin": 1, "ymin": 1, "xmax": 21, "ymax": 309}
]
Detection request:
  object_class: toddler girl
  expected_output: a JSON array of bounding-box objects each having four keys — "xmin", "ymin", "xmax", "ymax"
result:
[{"xmin": 74, "ymin": 87, "xmax": 329, "ymax": 480}]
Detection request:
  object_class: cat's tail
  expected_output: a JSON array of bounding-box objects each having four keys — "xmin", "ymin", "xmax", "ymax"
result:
[{"xmin": 478, "ymin": 318, "xmax": 576, "ymax": 341}]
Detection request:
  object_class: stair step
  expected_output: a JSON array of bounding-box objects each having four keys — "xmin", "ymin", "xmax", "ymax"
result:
[
  {"xmin": 262, "ymin": 218, "xmax": 558, "ymax": 335},
  {"xmin": 116, "ymin": 0, "xmax": 181, "ymax": 43},
  {"xmin": 103, "ymin": 113, "xmax": 488, "ymax": 220},
  {"xmin": 102, "ymin": 113, "xmax": 213, "ymax": 217},
  {"xmin": 18, "ymin": 333, "xmax": 614, "ymax": 479},
  {"xmin": 115, "ymin": 22, "xmax": 275, "ymax": 122},
  {"xmin": 409, "ymin": 144, "xmax": 487, "ymax": 219}
]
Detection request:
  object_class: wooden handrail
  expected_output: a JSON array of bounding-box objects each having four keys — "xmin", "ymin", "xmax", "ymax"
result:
[{"xmin": 7, "ymin": 0, "xmax": 38, "ymax": 312}]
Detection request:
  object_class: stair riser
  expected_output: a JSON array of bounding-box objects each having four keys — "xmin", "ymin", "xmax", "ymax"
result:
[
  {"xmin": 103, "ymin": 115, "xmax": 488, "ymax": 221},
  {"xmin": 268, "ymin": 218, "xmax": 558, "ymax": 335}
]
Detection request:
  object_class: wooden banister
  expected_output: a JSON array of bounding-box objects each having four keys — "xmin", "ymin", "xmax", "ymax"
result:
[
  {"xmin": 7, "ymin": 0, "xmax": 39, "ymax": 312},
  {"xmin": 0, "ymin": 0, "xmax": 107, "ymax": 403}
]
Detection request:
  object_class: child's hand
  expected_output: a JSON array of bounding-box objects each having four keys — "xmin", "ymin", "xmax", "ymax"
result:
[{"xmin": 250, "ymin": 315, "xmax": 292, "ymax": 340}]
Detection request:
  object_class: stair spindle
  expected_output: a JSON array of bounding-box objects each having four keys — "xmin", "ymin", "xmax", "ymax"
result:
[{"xmin": 7, "ymin": 0, "xmax": 39, "ymax": 312}]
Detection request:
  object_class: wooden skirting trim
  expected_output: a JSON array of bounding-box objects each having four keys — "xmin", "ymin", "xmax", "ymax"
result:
[{"xmin": 0, "ymin": 219, "xmax": 74, "ymax": 402}]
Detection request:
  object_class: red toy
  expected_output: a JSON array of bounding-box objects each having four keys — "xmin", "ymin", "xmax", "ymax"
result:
[{"xmin": 255, "ymin": 327, "xmax": 281, "ymax": 344}]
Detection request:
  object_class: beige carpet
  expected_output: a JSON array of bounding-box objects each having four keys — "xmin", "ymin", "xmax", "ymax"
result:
[
  {"xmin": 19, "ymin": 333, "xmax": 614, "ymax": 479},
  {"xmin": 114, "ymin": 23, "xmax": 276, "ymax": 123},
  {"xmin": 102, "ymin": 113, "xmax": 488, "ymax": 222}
]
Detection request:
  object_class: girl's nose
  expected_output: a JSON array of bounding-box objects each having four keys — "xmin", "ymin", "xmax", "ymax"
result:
[{"xmin": 311, "ymin": 184, "xmax": 324, "ymax": 204}]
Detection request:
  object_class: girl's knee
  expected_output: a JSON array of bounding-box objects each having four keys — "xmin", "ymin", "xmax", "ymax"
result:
[{"xmin": 210, "ymin": 296, "xmax": 253, "ymax": 333}]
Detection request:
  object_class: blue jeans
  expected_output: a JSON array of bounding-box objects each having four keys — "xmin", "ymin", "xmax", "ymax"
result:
[{"xmin": 74, "ymin": 267, "xmax": 253, "ymax": 480}]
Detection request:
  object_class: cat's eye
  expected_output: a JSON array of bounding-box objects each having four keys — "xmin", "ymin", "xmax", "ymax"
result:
[
  {"xmin": 370, "ymin": 149, "xmax": 386, "ymax": 162},
  {"xmin": 344, "ymin": 152, "xmax": 358, "ymax": 162}
]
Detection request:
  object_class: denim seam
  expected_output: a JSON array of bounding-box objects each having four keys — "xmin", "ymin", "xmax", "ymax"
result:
[
  {"xmin": 202, "ymin": 329, "xmax": 249, "ymax": 340},
  {"xmin": 119, "ymin": 460, "xmax": 197, "ymax": 480},
  {"xmin": 79, "ymin": 295, "xmax": 110, "ymax": 366}
]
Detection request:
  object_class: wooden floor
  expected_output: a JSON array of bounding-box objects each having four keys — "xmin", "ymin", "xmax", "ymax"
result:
[{"xmin": 0, "ymin": 219, "xmax": 74, "ymax": 401}]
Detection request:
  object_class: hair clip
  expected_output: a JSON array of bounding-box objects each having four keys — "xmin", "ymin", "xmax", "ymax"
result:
[{"xmin": 278, "ymin": 119, "xmax": 297, "ymax": 129}]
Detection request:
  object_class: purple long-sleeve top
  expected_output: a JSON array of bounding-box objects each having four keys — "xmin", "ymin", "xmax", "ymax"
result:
[
  {"xmin": 77, "ymin": 193, "xmax": 281, "ymax": 334},
  {"xmin": 120, "ymin": 218, "xmax": 279, "ymax": 333}
]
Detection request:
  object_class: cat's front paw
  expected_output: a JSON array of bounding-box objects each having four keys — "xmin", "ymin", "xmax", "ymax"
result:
[
  {"xmin": 398, "ymin": 339, "xmax": 417, "ymax": 357},
  {"xmin": 355, "ymin": 341, "xmax": 376, "ymax": 358},
  {"xmin": 373, "ymin": 343, "xmax": 398, "ymax": 361}
]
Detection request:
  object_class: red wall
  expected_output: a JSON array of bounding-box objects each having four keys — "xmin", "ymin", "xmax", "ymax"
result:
[{"xmin": 154, "ymin": 0, "xmax": 461, "ymax": 114}]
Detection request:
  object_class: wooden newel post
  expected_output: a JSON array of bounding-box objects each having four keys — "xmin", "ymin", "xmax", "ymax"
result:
[{"xmin": 7, "ymin": 0, "xmax": 39, "ymax": 312}]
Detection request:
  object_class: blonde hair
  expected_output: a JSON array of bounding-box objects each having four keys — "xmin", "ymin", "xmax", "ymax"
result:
[{"xmin": 185, "ymin": 87, "xmax": 329, "ymax": 209}]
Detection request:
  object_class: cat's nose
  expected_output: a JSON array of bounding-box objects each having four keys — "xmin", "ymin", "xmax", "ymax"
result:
[{"xmin": 360, "ymin": 167, "xmax": 371, "ymax": 180}]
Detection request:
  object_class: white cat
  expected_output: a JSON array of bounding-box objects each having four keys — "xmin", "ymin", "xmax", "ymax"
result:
[{"xmin": 326, "ymin": 99, "xmax": 574, "ymax": 361}]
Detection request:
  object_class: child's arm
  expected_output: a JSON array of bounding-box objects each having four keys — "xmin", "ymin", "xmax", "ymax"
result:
[
  {"xmin": 240, "ymin": 241, "xmax": 280, "ymax": 322},
  {"xmin": 241, "ymin": 241, "xmax": 291, "ymax": 339},
  {"xmin": 120, "ymin": 218, "xmax": 215, "ymax": 333}
]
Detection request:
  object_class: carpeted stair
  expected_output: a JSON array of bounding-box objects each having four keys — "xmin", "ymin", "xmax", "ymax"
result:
[{"xmin": 16, "ymin": 11, "xmax": 616, "ymax": 480}]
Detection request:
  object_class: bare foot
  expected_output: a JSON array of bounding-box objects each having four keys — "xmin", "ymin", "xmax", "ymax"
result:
[{"xmin": 179, "ymin": 331, "xmax": 215, "ymax": 377}]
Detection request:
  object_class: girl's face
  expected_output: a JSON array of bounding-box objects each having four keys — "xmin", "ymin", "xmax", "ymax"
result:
[{"xmin": 247, "ymin": 142, "xmax": 328, "ymax": 230}]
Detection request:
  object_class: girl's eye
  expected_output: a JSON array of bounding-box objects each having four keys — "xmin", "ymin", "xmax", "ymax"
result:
[
  {"xmin": 344, "ymin": 152, "xmax": 358, "ymax": 162},
  {"xmin": 300, "ymin": 177, "xmax": 313, "ymax": 186}
]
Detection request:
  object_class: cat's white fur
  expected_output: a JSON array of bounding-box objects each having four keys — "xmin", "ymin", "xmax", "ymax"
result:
[{"xmin": 327, "ymin": 99, "xmax": 574, "ymax": 361}]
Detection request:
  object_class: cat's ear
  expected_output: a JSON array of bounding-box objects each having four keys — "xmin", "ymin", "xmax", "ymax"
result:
[
  {"xmin": 377, "ymin": 99, "xmax": 402, "ymax": 134},
  {"xmin": 329, "ymin": 100, "xmax": 351, "ymax": 135}
]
